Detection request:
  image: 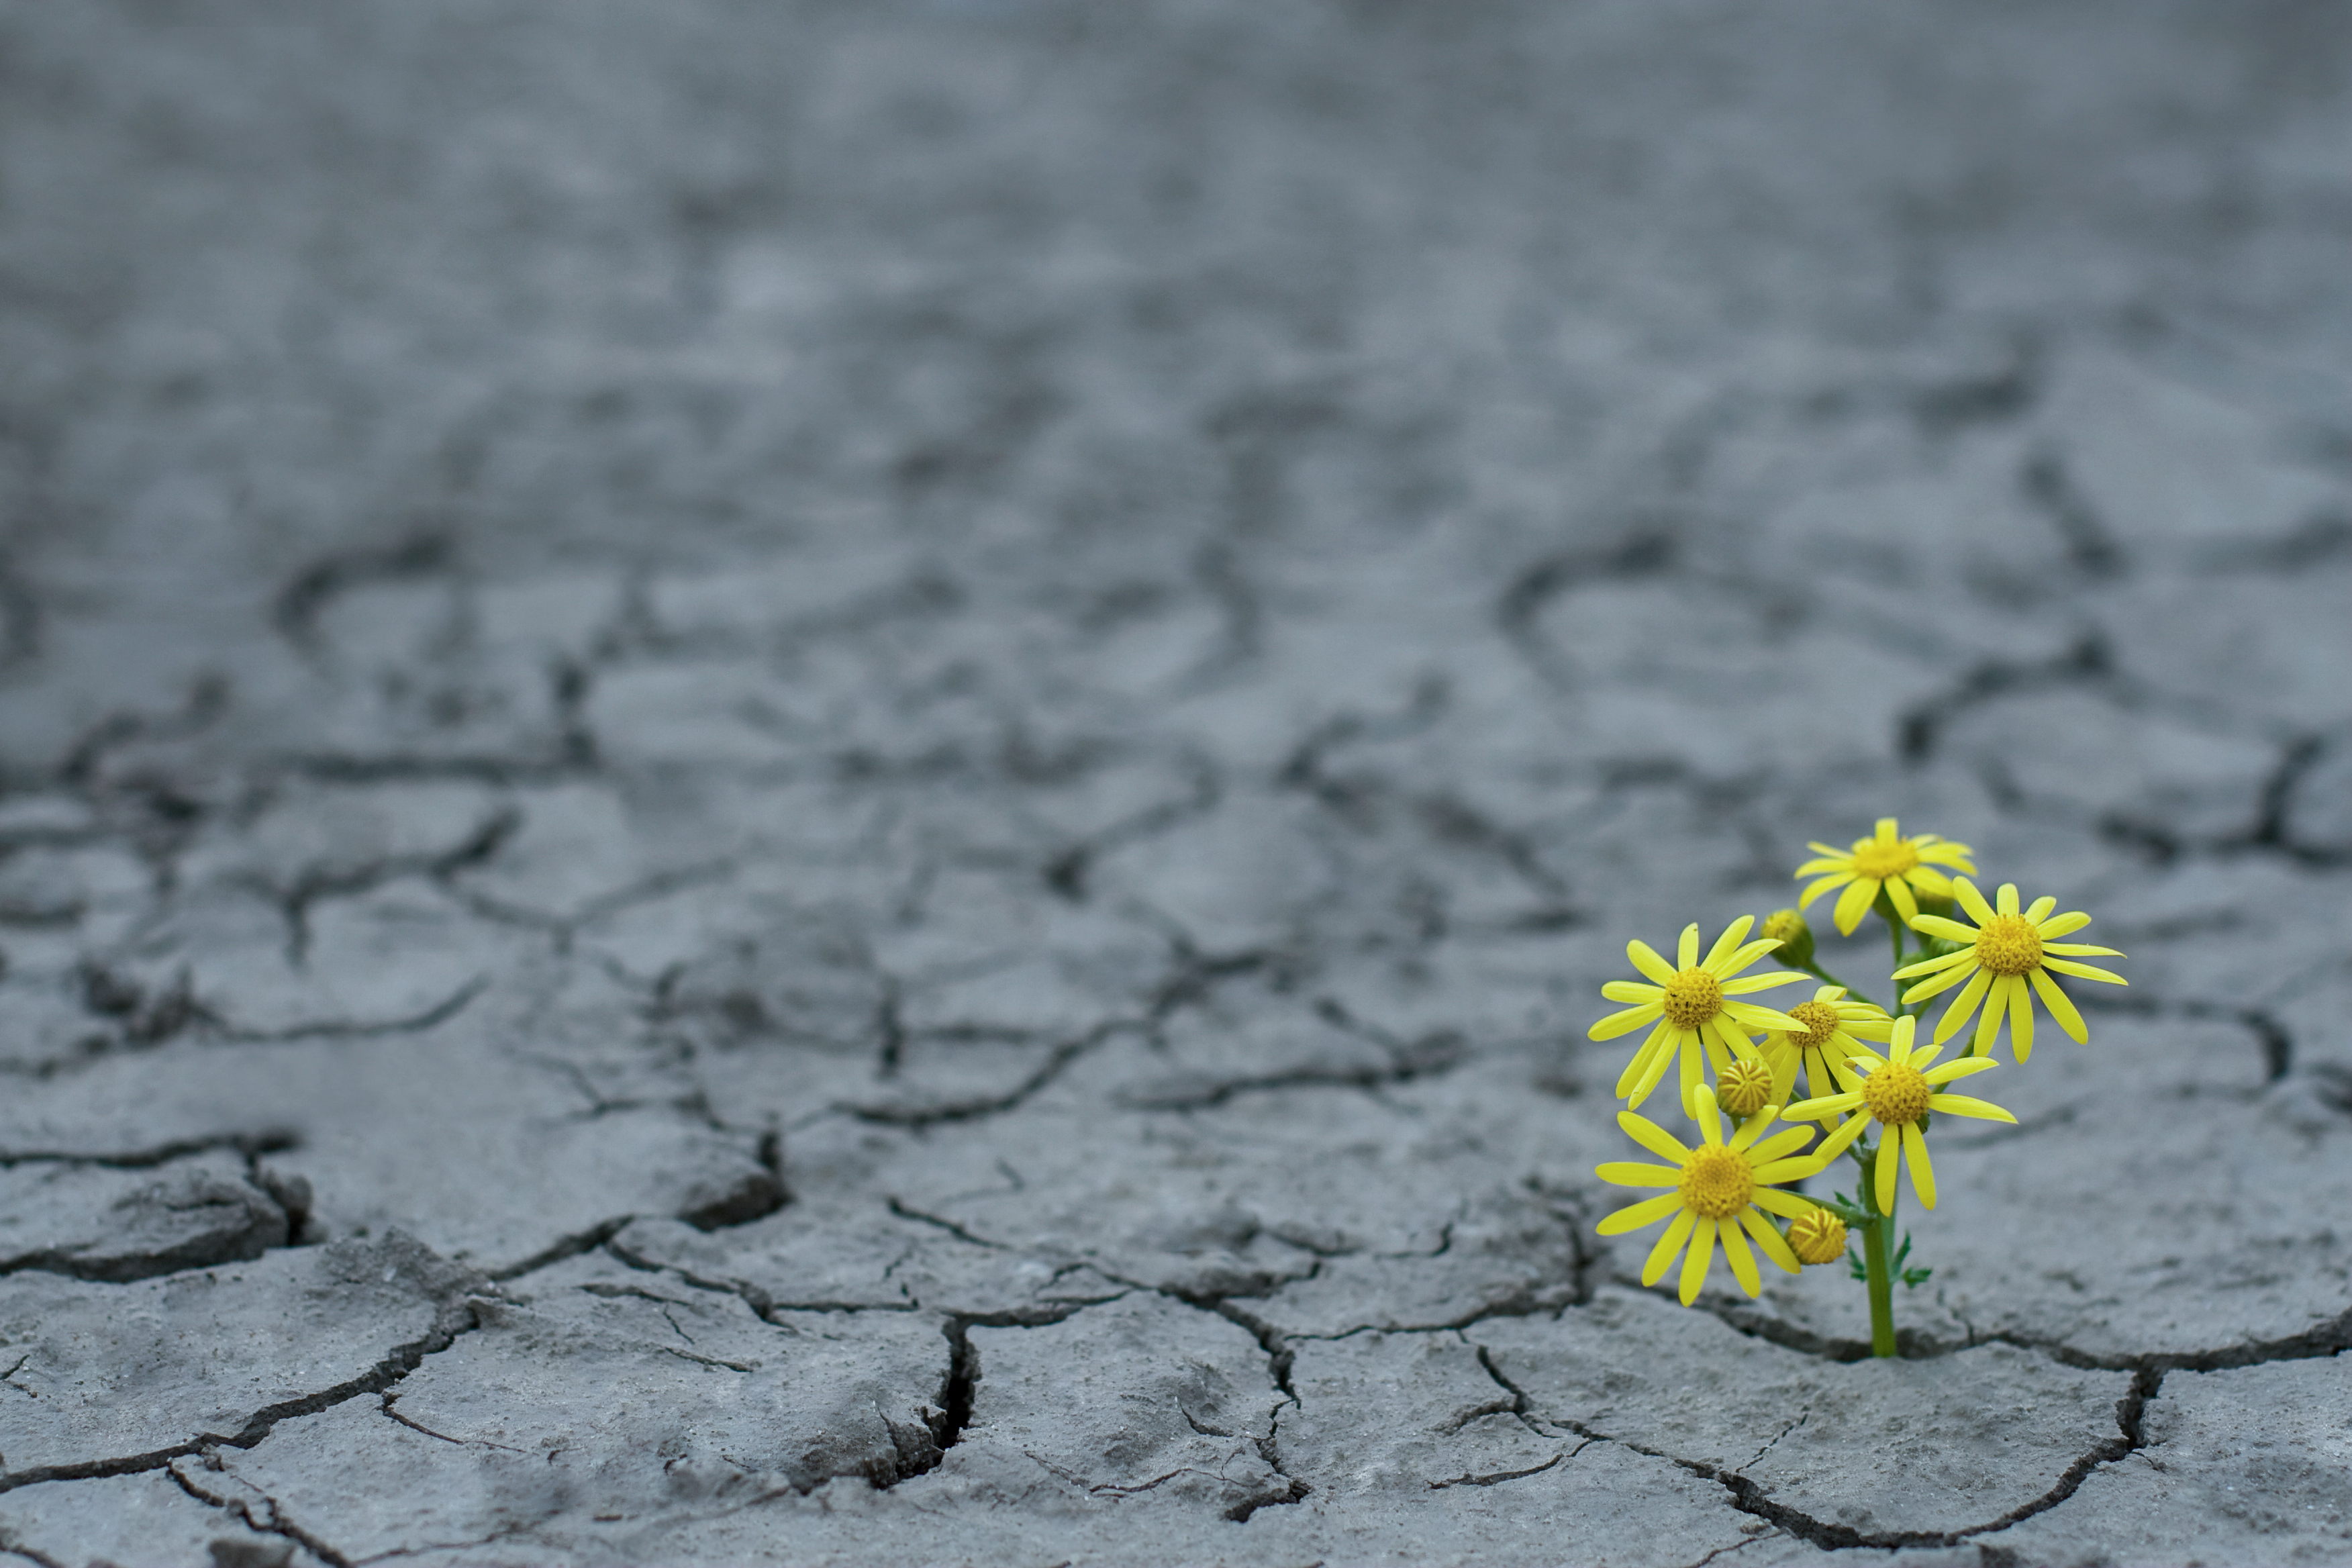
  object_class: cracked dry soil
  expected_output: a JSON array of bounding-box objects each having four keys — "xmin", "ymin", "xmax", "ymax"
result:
[{"xmin": 3, "ymin": 2, "xmax": 2352, "ymax": 1563}]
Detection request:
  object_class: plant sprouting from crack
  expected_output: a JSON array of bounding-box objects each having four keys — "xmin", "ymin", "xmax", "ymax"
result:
[{"xmin": 1589, "ymin": 818, "xmax": 2128, "ymax": 1355}]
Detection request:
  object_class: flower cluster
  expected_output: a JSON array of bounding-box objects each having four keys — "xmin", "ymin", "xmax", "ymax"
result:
[{"xmin": 1585, "ymin": 818, "xmax": 2128, "ymax": 1349}]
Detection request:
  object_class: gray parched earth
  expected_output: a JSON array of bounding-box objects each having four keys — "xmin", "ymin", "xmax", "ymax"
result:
[{"xmin": 3, "ymin": 3, "xmax": 2351, "ymax": 1565}]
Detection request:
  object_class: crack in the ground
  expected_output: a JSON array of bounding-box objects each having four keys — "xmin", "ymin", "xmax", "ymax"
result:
[
  {"xmin": 1427, "ymin": 1450, "xmax": 1568, "ymax": 1489},
  {"xmin": 1897, "ymin": 632, "xmax": 2112, "ymax": 765},
  {"xmin": 210, "ymin": 975, "xmax": 490, "ymax": 1044},
  {"xmin": 274, "ymin": 533, "xmax": 455, "ymax": 658},
  {"xmin": 244, "ymin": 807, "xmax": 520, "ymax": 965},
  {"xmin": 0, "ymin": 1130, "xmax": 297, "ymax": 1169},
  {"xmin": 172, "ymin": 1455, "xmax": 356, "ymax": 1568},
  {"xmin": 1496, "ymin": 533, "xmax": 1678, "ymax": 690},
  {"xmin": 2075, "ymin": 988, "xmax": 2295, "ymax": 1081},
  {"xmin": 1473, "ymin": 1320, "xmax": 2163, "ymax": 1553},
  {"xmin": 0, "ymin": 1246, "xmax": 492, "ymax": 1500}
]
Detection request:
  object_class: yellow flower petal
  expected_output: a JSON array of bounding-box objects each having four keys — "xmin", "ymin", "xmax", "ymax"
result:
[
  {"xmin": 1741, "ymin": 1208, "xmax": 1803, "ymax": 1274},
  {"xmin": 1617, "ymin": 1111, "xmax": 1692, "ymax": 1163},
  {"xmin": 1903, "ymin": 957, "xmax": 1979, "ymax": 1006},
  {"xmin": 1627, "ymin": 940, "xmax": 1678, "ymax": 985},
  {"xmin": 1626, "ymin": 1030, "xmax": 1681, "ymax": 1110},
  {"xmin": 1614, "ymin": 1020, "xmax": 1675, "ymax": 1099},
  {"xmin": 1702, "ymin": 916, "xmax": 1755, "ymax": 971},
  {"xmin": 1798, "ymin": 872, "xmax": 1851, "ymax": 911},
  {"xmin": 1922, "ymin": 1056, "xmax": 1997, "ymax": 1084},
  {"xmin": 1925, "ymin": 1093, "xmax": 2016, "ymax": 1122},
  {"xmin": 1906, "ymin": 865, "xmax": 1956, "ymax": 897},
  {"xmin": 1722, "ymin": 971, "xmax": 1810, "ymax": 994},
  {"xmin": 1900, "ymin": 1122, "xmax": 1937, "ymax": 1210},
  {"xmin": 1643, "ymin": 1209, "xmax": 1696, "ymax": 1286},
  {"xmin": 1953, "ymin": 877, "xmax": 1996, "ymax": 925},
  {"xmin": 1973, "ymin": 974, "xmax": 2012, "ymax": 1055},
  {"xmin": 1883, "ymin": 876, "xmax": 1919, "ymax": 923},
  {"xmin": 2041, "ymin": 958, "xmax": 2126, "ymax": 985},
  {"xmin": 2036, "ymin": 911, "xmax": 2093, "ymax": 938},
  {"xmin": 1602, "ymin": 980, "xmax": 1665, "ymax": 1003},
  {"xmin": 1904, "ymin": 914, "xmax": 1981, "ymax": 946},
  {"xmin": 1815, "ymin": 1112, "xmax": 1871, "ymax": 1161},
  {"xmin": 1873, "ymin": 1136, "xmax": 1900, "ymax": 1213},
  {"xmin": 1720, "ymin": 1219, "xmax": 1762, "ymax": 1297},
  {"xmin": 2030, "ymin": 968, "xmax": 2088, "ymax": 1044},
  {"xmin": 1749, "ymin": 1187, "xmax": 1814, "ymax": 1220},
  {"xmin": 1679, "ymin": 1218, "xmax": 1718, "ymax": 1305},
  {"xmin": 2024, "ymin": 895, "xmax": 2056, "ymax": 924},
  {"xmin": 1591, "ymin": 1001, "xmax": 1666, "ymax": 1041},
  {"xmin": 1724, "ymin": 1002, "xmax": 1804, "ymax": 1032},
  {"xmin": 1676, "ymin": 923, "xmax": 1700, "ymax": 969},
  {"xmin": 1596, "ymin": 1162, "xmax": 1685, "ymax": 1189},
  {"xmin": 1713, "ymin": 939, "xmax": 1792, "ymax": 978},
  {"xmin": 1931, "ymin": 967, "xmax": 1994, "ymax": 1044},
  {"xmin": 1832, "ymin": 876, "xmax": 1880, "ymax": 936},
  {"xmin": 1743, "ymin": 1126, "xmax": 1814, "ymax": 1163},
  {"xmin": 1598, "ymin": 1191, "xmax": 1686, "ymax": 1235},
  {"xmin": 1894, "ymin": 948, "xmax": 1977, "ymax": 984},
  {"xmin": 2043, "ymin": 943, "xmax": 2125, "ymax": 957}
]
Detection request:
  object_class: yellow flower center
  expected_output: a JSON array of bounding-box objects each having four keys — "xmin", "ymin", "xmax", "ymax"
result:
[
  {"xmin": 1679, "ymin": 1144, "xmax": 1753, "ymax": 1220},
  {"xmin": 1787, "ymin": 1208, "xmax": 1849, "ymax": 1266},
  {"xmin": 1861, "ymin": 1060, "xmax": 1930, "ymax": 1128},
  {"xmin": 1785, "ymin": 1000, "xmax": 1842, "ymax": 1051},
  {"xmin": 1716, "ymin": 1058, "xmax": 1775, "ymax": 1118},
  {"xmin": 1761, "ymin": 910, "xmax": 1806, "ymax": 946},
  {"xmin": 1973, "ymin": 914, "xmax": 2043, "ymax": 977},
  {"xmin": 1849, "ymin": 839, "xmax": 1920, "ymax": 881},
  {"xmin": 1662, "ymin": 967, "xmax": 1723, "ymax": 1030}
]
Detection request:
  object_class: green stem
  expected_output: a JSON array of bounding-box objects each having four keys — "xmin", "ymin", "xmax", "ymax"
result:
[
  {"xmin": 1880, "ymin": 902, "xmax": 1914, "ymax": 1019},
  {"xmin": 1859, "ymin": 1143, "xmax": 1900, "ymax": 1357},
  {"xmin": 1798, "ymin": 959, "xmax": 1857, "ymax": 995}
]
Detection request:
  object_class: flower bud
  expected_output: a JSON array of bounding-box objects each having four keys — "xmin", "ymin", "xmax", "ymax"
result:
[
  {"xmin": 1716, "ymin": 1057, "xmax": 1775, "ymax": 1118},
  {"xmin": 1761, "ymin": 908, "xmax": 1813, "ymax": 969},
  {"xmin": 1788, "ymin": 1207, "xmax": 1849, "ymax": 1267}
]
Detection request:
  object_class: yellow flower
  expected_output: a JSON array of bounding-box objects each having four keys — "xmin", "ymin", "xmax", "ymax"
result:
[
  {"xmin": 1796, "ymin": 818, "xmax": 1976, "ymax": 935},
  {"xmin": 1589, "ymin": 918, "xmax": 1810, "ymax": 1116},
  {"xmin": 1893, "ymin": 878, "xmax": 2127, "ymax": 1061},
  {"xmin": 1755, "ymin": 985, "xmax": 1894, "ymax": 1106},
  {"xmin": 1785, "ymin": 1016, "xmax": 2016, "ymax": 1212},
  {"xmin": 1596, "ymin": 1085, "xmax": 1824, "ymax": 1304},
  {"xmin": 1786, "ymin": 1207, "xmax": 1849, "ymax": 1267}
]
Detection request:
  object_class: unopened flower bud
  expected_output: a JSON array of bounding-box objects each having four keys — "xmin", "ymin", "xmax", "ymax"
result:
[
  {"xmin": 1761, "ymin": 908, "xmax": 1813, "ymax": 969},
  {"xmin": 1787, "ymin": 1207, "xmax": 1849, "ymax": 1266},
  {"xmin": 1716, "ymin": 1057, "xmax": 1776, "ymax": 1118}
]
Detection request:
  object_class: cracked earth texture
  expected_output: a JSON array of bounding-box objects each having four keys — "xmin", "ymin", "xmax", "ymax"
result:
[{"xmin": 1, "ymin": 2, "xmax": 2349, "ymax": 1565}]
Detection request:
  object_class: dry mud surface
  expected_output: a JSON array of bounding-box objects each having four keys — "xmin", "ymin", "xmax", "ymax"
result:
[{"xmin": 3, "ymin": 3, "xmax": 2351, "ymax": 1564}]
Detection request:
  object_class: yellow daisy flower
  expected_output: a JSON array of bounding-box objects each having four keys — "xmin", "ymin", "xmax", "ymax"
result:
[
  {"xmin": 1589, "ymin": 918, "xmax": 1810, "ymax": 1116},
  {"xmin": 1796, "ymin": 818, "xmax": 1975, "ymax": 935},
  {"xmin": 1595, "ymin": 1085, "xmax": 1824, "ymax": 1304},
  {"xmin": 1754, "ymin": 985, "xmax": 1894, "ymax": 1106},
  {"xmin": 1785, "ymin": 1016, "xmax": 2016, "ymax": 1212},
  {"xmin": 1892, "ymin": 878, "xmax": 2127, "ymax": 1061}
]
